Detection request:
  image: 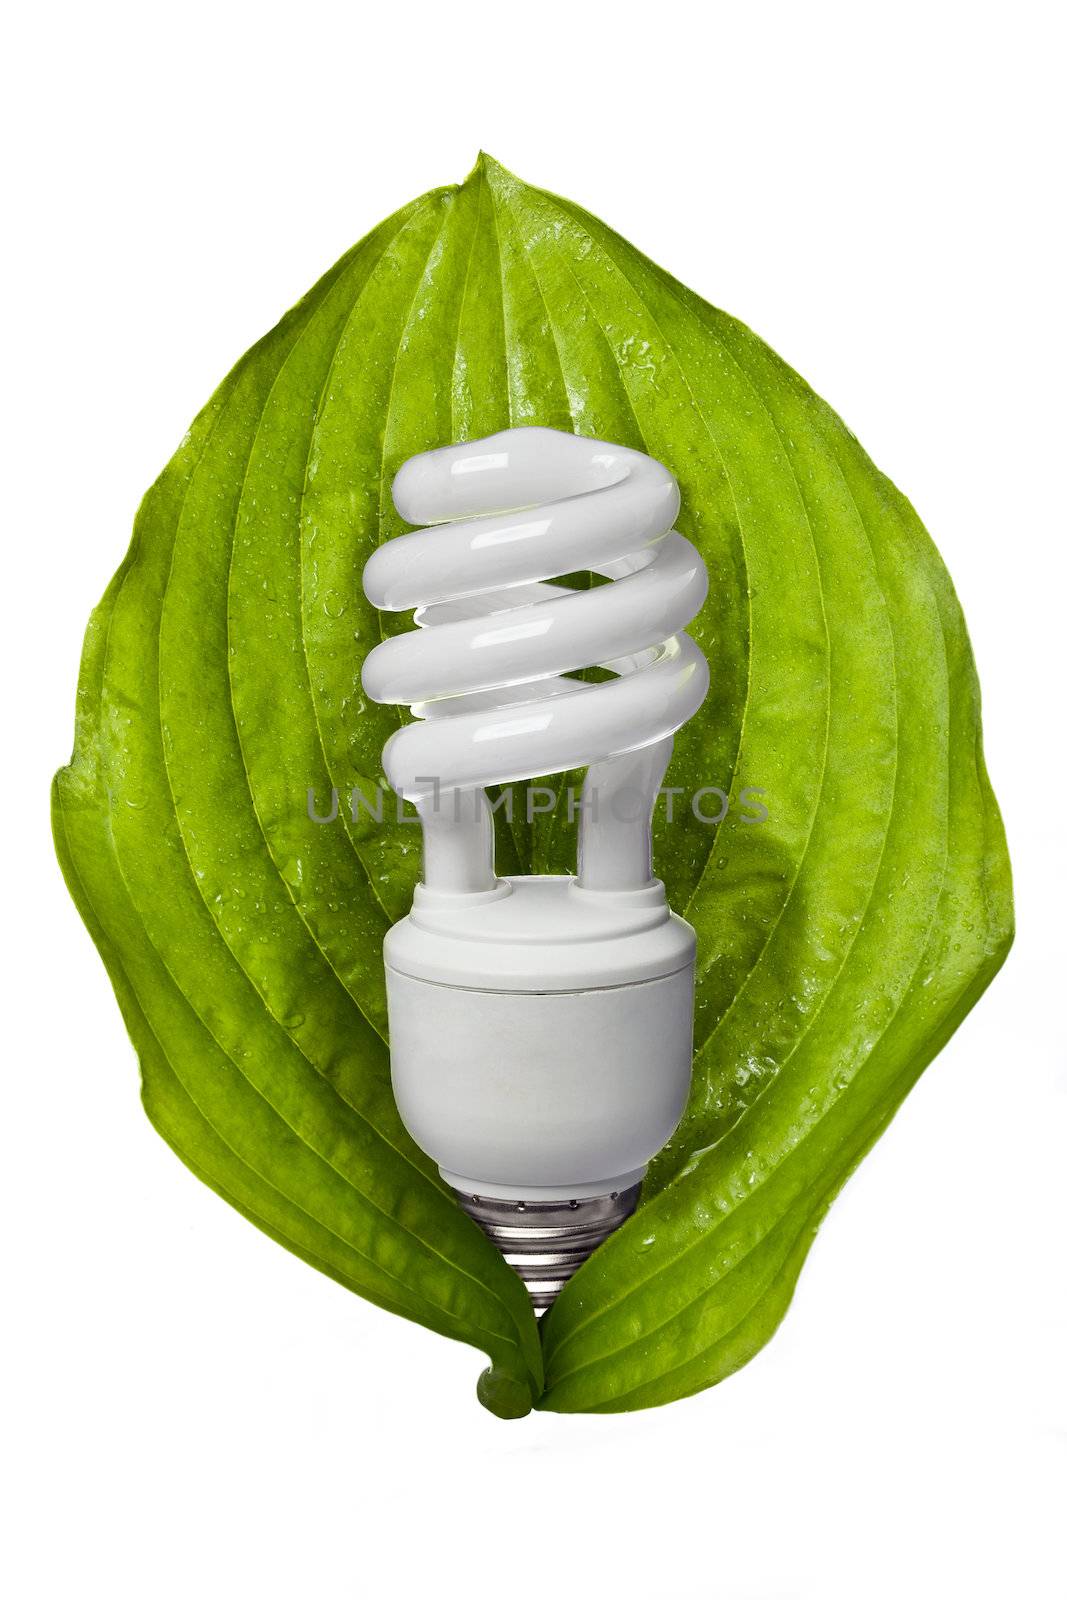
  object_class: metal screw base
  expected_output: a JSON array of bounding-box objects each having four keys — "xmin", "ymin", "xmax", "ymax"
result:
[{"xmin": 453, "ymin": 1184, "xmax": 641, "ymax": 1313}]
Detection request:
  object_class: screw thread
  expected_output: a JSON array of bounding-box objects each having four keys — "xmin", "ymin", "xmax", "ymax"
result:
[{"xmin": 453, "ymin": 1184, "xmax": 641, "ymax": 1313}]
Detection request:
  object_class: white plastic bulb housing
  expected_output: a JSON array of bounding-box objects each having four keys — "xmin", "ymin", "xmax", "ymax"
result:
[{"xmin": 361, "ymin": 427, "xmax": 710, "ymax": 1308}]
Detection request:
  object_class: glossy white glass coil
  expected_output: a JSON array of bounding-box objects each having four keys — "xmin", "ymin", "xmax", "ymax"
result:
[{"xmin": 361, "ymin": 426, "xmax": 709, "ymax": 893}]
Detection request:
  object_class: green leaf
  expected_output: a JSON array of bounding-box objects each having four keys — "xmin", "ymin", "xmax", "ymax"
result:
[{"xmin": 54, "ymin": 155, "xmax": 1012, "ymax": 1417}]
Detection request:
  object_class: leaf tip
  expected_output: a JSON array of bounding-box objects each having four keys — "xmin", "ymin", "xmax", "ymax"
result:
[{"xmin": 469, "ymin": 150, "xmax": 520, "ymax": 194}]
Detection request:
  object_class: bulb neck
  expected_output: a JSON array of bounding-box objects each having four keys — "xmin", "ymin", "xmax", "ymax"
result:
[
  {"xmin": 452, "ymin": 1183, "xmax": 642, "ymax": 1313},
  {"xmin": 383, "ymin": 875, "xmax": 695, "ymax": 1309},
  {"xmin": 394, "ymin": 873, "xmax": 688, "ymax": 991},
  {"xmin": 385, "ymin": 877, "xmax": 695, "ymax": 1228}
]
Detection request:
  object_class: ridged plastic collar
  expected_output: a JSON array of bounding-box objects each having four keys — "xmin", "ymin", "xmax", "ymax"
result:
[{"xmin": 384, "ymin": 874, "xmax": 696, "ymax": 992}]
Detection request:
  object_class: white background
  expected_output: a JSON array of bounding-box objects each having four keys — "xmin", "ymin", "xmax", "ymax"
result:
[{"xmin": 4, "ymin": 3, "xmax": 1064, "ymax": 1596}]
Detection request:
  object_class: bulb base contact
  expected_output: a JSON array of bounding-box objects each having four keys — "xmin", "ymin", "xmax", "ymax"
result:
[{"xmin": 453, "ymin": 1184, "xmax": 642, "ymax": 1314}]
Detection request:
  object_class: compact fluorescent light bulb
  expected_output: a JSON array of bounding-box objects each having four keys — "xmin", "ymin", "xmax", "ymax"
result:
[{"xmin": 362, "ymin": 427, "xmax": 709, "ymax": 1309}]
